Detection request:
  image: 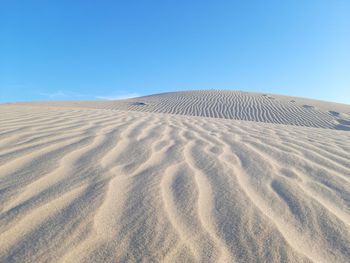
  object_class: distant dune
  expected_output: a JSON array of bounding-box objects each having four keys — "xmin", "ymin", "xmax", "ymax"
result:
[
  {"xmin": 21, "ymin": 90, "xmax": 350, "ymax": 130},
  {"xmin": 1, "ymin": 90, "xmax": 350, "ymax": 262}
]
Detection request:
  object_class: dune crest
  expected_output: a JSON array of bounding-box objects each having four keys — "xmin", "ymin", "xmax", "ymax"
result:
[
  {"xmin": 1, "ymin": 91, "xmax": 350, "ymax": 262},
  {"xmin": 21, "ymin": 90, "xmax": 350, "ymax": 130}
]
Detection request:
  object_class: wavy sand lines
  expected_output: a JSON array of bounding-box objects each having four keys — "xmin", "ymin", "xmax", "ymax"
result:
[{"xmin": 0, "ymin": 99, "xmax": 350, "ymax": 262}]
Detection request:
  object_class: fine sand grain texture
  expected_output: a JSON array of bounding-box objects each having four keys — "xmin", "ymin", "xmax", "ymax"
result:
[{"xmin": 1, "ymin": 90, "xmax": 350, "ymax": 263}]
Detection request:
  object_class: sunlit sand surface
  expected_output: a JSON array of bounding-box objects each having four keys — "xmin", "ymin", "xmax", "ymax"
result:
[{"xmin": 1, "ymin": 90, "xmax": 350, "ymax": 262}]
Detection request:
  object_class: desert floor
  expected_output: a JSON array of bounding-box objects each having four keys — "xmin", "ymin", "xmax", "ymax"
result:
[{"xmin": 1, "ymin": 90, "xmax": 350, "ymax": 262}]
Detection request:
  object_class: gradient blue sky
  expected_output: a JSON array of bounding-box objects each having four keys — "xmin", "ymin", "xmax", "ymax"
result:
[{"xmin": 1, "ymin": 0, "xmax": 350, "ymax": 103}]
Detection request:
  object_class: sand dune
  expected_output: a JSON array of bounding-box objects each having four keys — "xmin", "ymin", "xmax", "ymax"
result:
[
  {"xmin": 21, "ymin": 90, "xmax": 350, "ymax": 130},
  {"xmin": 1, "ymin": 91, "xmax": 350, "ymax": 262}
]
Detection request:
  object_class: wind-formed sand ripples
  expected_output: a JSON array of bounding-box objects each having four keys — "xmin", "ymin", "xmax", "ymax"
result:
[{"xmin": 1, "ymin": 91, "xmax": 350, "ymax": 262}]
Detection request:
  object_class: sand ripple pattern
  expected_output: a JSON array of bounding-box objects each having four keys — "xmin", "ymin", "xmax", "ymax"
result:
[
  {"xmin": 21, "ymin": 90, "xmax": 350, "ymax": 130},
  {"xmin": 0, "ymin": 104, "xmax": 350, "ymax": 263}
]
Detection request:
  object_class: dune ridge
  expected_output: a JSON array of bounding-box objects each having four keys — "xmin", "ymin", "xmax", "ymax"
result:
[
  {"xmin": 20, "ymin": 90, "xmax": 350, "ymax": 130},
  {"xmin": 1, "ymin": 91, "xmax": 350, "ymax": 262}
]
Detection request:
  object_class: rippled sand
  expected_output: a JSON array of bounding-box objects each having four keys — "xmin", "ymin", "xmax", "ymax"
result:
[{"xmin": 1, "ymin": 91, "xmax": 350, "ymax": 262}]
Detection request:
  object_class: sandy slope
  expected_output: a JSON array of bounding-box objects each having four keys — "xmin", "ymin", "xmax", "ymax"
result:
[
  {"xmin": 1, "ymin": 91, "xmax": 350, "ymax": 262},
  {"xmin": 20, "ymin": 90, "xmax": 350, "ymax": 130}
]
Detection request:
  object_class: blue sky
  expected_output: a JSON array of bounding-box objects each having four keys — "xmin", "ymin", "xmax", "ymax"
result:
[{"xmin": 1, "ymin": 0, "xmax": 350, "ymax": 103}]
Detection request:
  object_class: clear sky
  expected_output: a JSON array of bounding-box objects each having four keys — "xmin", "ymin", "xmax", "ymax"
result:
[{"xmin": 1, "ymin": 0, "xmax": 350, "ymax": 104}]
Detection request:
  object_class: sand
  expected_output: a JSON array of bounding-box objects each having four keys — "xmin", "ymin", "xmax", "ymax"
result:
[{"xmin": 0, "ymin": 90, "xmax": 349, "ymax": 262}]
